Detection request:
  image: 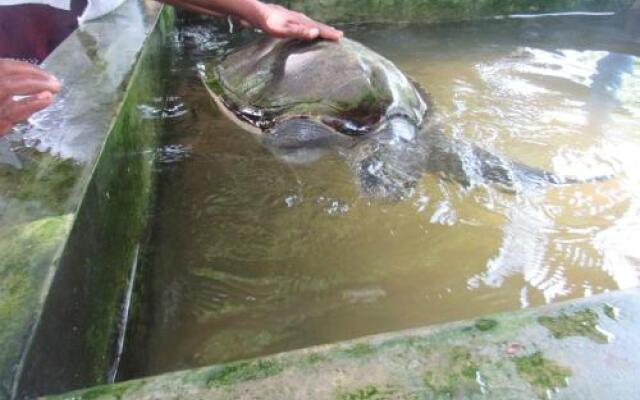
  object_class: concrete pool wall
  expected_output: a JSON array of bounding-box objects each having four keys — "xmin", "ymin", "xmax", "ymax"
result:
[
  {"xmin": 48, "ymin": 288, "xmax": 640, "ymax": 399},
  {"xmin": 0, "ymin": 0, "xmax": 638, "ymax": 398},
  {"xmin": 0, "ymin": 1, "xmax": 172, "ymax": 397}
]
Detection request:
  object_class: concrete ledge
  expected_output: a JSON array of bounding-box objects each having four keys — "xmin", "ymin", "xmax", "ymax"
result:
[
  {"xmin": 48, "ymin": 288, "xmax": 640, "ymax": 399},
  {"xmin": 0, "ymin": 1, "xmax": 171, "ymax": 398}
]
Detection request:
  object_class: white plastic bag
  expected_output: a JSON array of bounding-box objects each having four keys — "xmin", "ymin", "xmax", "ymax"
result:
[{"xmin": 78, "ymin": 0, "xmax": 127, "ymax": 23}]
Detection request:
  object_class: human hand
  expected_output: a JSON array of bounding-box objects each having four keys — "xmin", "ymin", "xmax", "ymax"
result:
[
  {"xmin": 254, "ymin": 3, "xmax": 342, "ymax": 41},
  {"xmin": 0, "ymin": 59, "xmax": 61, "ymax": 137}
]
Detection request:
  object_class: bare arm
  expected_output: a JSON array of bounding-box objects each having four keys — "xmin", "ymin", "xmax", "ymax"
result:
[
  {"xmin": 0, "ymin": 60, "xmax": 60, "ymax": 136},
  {"xmin": 159, "ymin": 0, "xmax": 342, "ymax": 40}
]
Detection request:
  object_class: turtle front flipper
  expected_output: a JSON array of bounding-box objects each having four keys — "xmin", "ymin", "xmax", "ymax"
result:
[
  {"xmin": 262, "ymin": 118, "xmax": 355, "ymax": 164},
  {"xmin": 350, "ymin": 118, "xmax": 425, "ymax": 200},
  {"xmin": 421, "ymin": 129, "xmax": 609, "ymax": 191}
]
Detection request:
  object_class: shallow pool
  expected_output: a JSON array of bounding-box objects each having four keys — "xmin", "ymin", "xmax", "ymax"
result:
[{"xmin": 119, "ymin": 12, "xmax": 640, "ymax": 379}]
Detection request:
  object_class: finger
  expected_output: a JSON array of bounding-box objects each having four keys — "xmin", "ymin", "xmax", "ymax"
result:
[
  {"xmin": 0, "ymin": 91, "xmax": 54, "ymax": 126},
  {"xmin": 0, "ymin": 78, "xmax": 61, "ymax": 101},
  {"xmin": 289, "ymin": 14, "xmax": 342, "ymax": 41},
  {"xmin": 316, "ymin": 22, "xmax": 343, "ymax": 41},
  {"xmin": 0, "ymin": 59, "xmax": 59, "ymax": 83},
  {"xmin": 286, "ymin": 22, "xmax": 320, "ymax": 40}
]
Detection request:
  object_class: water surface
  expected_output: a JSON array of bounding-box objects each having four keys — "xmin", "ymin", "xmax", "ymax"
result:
[{"xmin": 120, "ymin": 13, "xmax": 640, "ymax": 378}]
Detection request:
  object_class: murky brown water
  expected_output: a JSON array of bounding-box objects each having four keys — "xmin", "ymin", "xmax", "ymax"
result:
[{"xmin": 120, "ymin": 13, "xmax": 640, "ymax": 379}]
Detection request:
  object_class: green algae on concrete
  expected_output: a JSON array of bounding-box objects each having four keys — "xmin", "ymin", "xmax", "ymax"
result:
[
  {"xmin": 47, "ymin": 289, "xmax": 640, "ymax": 400},
  {"xmin": 0, "ymin": 153, "xmax": 80, "ymax": 224},
  {"xmin": 603, "ymin": 303, "xmax": 619, "ymax": 320},
  {"xmin": 341, "ymin": 343, "xmax": 376, "ymax": 358},
  {"xmin": 337, "ymin": 384, "xmax": 403, "ymax": 400},
  {"xmin": 0, "ymin": 215, "xmax": 72, "ymax": 397},
  {"xmin": 474, "ymin": 318, "xmax": 498, "ymax": 332},
  {"xmin": 514, "ymin": 351, "xmax": 571, "ymax": 398},
  {"xmin": 14, "ymin": 5, "xmax": 175, "ymax": 397},
  {"xmin": 538, "ymin": 309, "xmax": 609, "ymax": 344},
  {"xmin": 206, "ymin": 359, "xmax": 285, "ymax": 387},
  {"xmin": 0, "ymin": 1, "xmax": 174, "ymax": 398},
  {"xmin": 422, "ymin": 346, "xmax": 483, "ymax": 398},
  {"xmin": 275, "ymin": 0, "xmax": 636, "ymax": 24}
]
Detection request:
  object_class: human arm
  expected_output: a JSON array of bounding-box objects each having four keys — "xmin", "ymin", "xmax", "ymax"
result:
[
  {"xmin": 158, "ymin": 0, "xmax": 342, "ymax": 40},
  {"xmin": 0, "ymin": 59, "xmax": 61, "ymax": 136}
]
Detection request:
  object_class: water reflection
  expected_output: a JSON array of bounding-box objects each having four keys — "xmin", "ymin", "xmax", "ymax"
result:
[
  {"xmin": 470, "ymin": 39, "xmax": 639, "ymax": 303},
  {"xmin": 121, "ymin": 14, "xmax": 640, "ymax": 378}
]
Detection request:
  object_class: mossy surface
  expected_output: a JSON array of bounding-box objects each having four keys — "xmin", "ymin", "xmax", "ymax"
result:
[
  {"xmin": 474, "ymin": 318, "xmax": 498, "ymax": 332},
  {"xmin": 334, "ymin": 87, "xmax": 392, "ymax": 118},
  {"xmin": 603, "ymin": 303, "xmax": 618, "ymax": 320},
  {"xmin": 538, "ymin": 309, "xmax": 609, "ymax": 343},
  {"xmin": 341, "ymin": 343, "xmax": 376, "ymax": 358},
  {"xmin": 337, "ymin": 385, "xmax": 403, "ymax": 400},
  {"xmin": 45, "ymin": 378, "xmax": 147, "ymax": 400},
  {"xmin": 514, "ymin": 351, "xmax": 571, "ymax": 398},
  {"xmin": 0, "ymin": 153, "xmax": 80, "ymax": 223},
  {"xmin": 206, "ymin": 359, "xmax": 284, "ymax": 387},
  {"xmin": 13, "ymin": 6, "xmax": 175, "ymax": 398},
  {"xmin": 0, "ymin": 215, "xmax": 72, "ymax": 397},
  {"xmin": 59, "ymin": 380, "xmax": 142, "ymax": 400},
  {"xmin": 45, "ymin": 288, "xmax": 640, "ymax": 400},
  {"xmin": 304, "ymin": 352, "xmax": 328, "ymax": 365},
  {"xmin": 422, "ymin": 346, "xmax": 482, "ymax": 398}
]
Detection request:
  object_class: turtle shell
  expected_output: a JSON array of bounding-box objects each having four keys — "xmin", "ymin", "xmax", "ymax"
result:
[{"xmin": 204, "ymin": 37, "xmax": 427, "ymax": 136}]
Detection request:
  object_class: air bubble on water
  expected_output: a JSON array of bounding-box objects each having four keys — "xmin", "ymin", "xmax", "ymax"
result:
[
  {"xmin": 326, "ymin": 200, "xmax": 350, "ymax": 216},
  {"xmin": 285, "ymin": 194, "xmax": 301, "ymax": 208},
  {"xmin": 157, "ymin": 144, "xmax": 192, "ymax": 164},
  {"xmin": 414, "ymin": 193, "xmax": 430, "ymax": 213},
  {"xmin": 430, "ymin": 200, "xmax": 457, "ymax": 226}
]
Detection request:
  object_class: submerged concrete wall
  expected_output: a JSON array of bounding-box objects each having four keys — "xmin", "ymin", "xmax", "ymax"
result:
[
  {"xmin": 0, "ymin": 1, "xmax": 173, "ymax": 398},
  {"xmin": 276, "ymin": 0, "xmax": 636, "ymax": 23},
  {"xmin": 48, "ymin": 288, "xmax": 640, "ymax": 399}
]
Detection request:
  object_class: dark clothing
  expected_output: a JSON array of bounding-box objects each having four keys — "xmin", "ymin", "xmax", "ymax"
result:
[{"xmin": 0, "ymin": 0, "xmax": 87, "ymax": 63}]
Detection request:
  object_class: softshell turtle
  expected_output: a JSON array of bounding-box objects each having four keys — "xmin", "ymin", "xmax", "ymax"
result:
[{"xmin": 202, "ymin": 37, "xmax": 585, "ymax": 199}]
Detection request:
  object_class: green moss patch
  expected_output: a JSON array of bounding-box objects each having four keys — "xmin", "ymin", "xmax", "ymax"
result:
[
  {"xmin": 341, "ymin": 343, "xmax": 376, "ymax": 358},
  {"xmin": 603, "ymin": 303, "xmax": 619, "ymax": 320},
  {"xmin": 474, "ymin": 318, "xmax": 498, "ymax": 332},
  {"xmin": 337, "ymin": 384, "xmax": 403, "ymax": 400},
  {"xmin": 538, "ymin": 309, "xmax": 609, "ymax": 343},
  {"xmin": 422, "ymin": 346, "xmax": 481, "ymax": 397},
  {"xmin": 206, "ymin": 359, "xmax": 284, "ymax": 387},
  {"xmin": 514, "ymin": 351, "xmax": 571, "ymax": 398},
  {"xmin": 304, "ymin": 352, "xmax": 328, "ymax": 365},
  {"xmin": 51, "ymin": 380, "xmax": 144, "ymax": 400},
  {"xmin": 206, "ymin": 76, "xmax": 224, "ymax": 96},
  {"xmin": 0, "ymin": 215, "xmax": 72, "ymax": 390}
]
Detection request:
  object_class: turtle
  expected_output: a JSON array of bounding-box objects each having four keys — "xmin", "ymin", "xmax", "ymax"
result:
[{"xmin": 201, "ymin": 36, "xmax": 590, "ymax": 199}]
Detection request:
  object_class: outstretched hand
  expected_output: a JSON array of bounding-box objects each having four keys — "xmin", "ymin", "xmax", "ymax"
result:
[
  {"xmin": 255, "ymin": 4, "xmax": 342, "ymax": 41},
  {"xmin": 163, "ymin": 1, "xmax": 342, "ymax": 41},
  {"xmin": 0, "ymin": 59, "xmax": 60, "ymax": 136}
]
